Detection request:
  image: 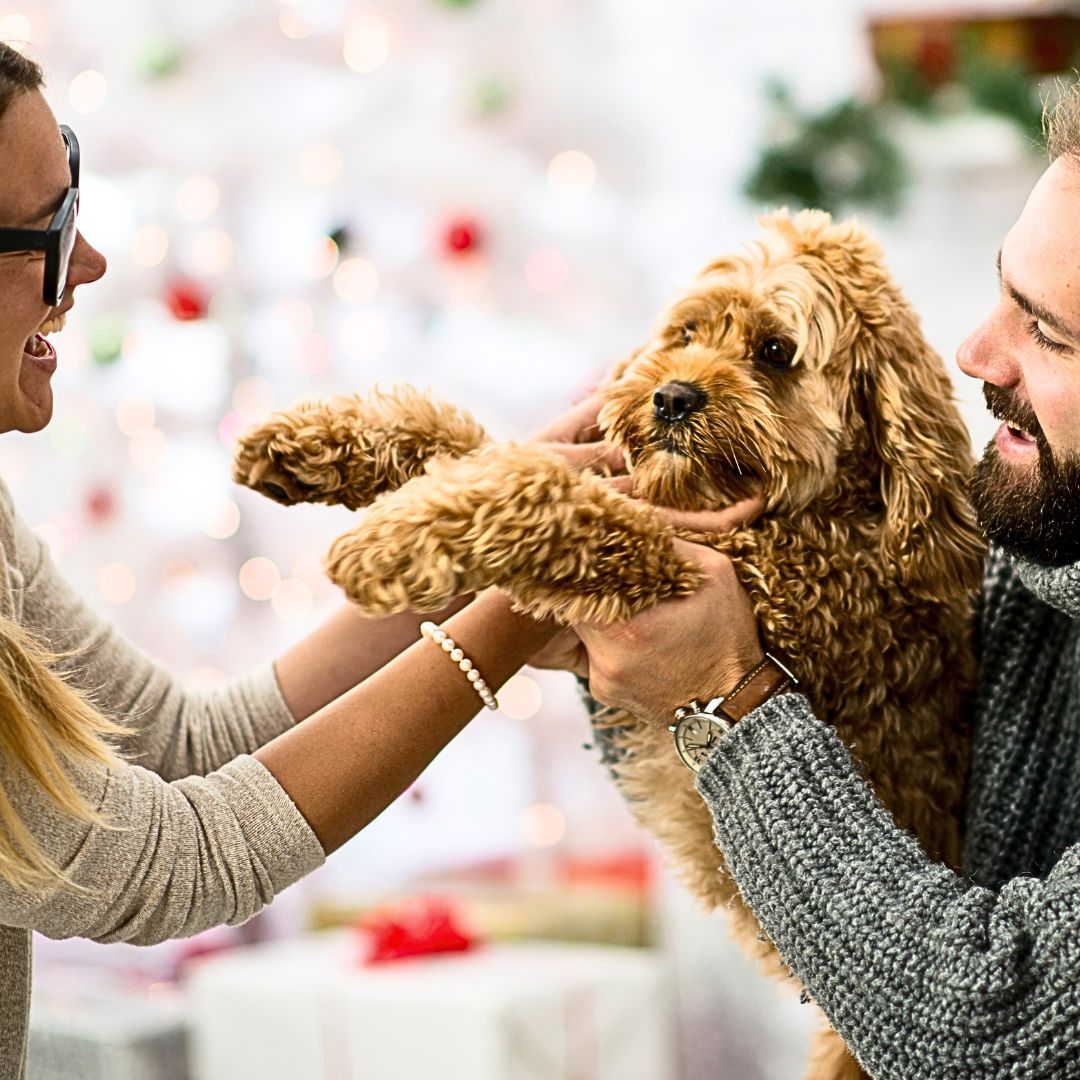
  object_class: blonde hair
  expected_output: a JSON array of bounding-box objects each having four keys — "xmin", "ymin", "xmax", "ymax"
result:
[
  {"xmin": 0, "ymin": 42, "xmax": 130, "ymax": 894},
  {"xmin": 0, "ymin": 615, "xmax": 128, "ymax": 892}
]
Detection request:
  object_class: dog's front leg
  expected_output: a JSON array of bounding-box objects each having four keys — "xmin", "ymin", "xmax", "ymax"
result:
[
  {"xmin": 232, "ymin": 387, "xmax": 487, "ymax": 509},
  {"xmin": 322, "ymin": 443, "xmax": 702, "ymax": 621}
]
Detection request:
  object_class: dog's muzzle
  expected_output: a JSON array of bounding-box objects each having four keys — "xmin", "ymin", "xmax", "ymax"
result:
[{"xmin": 653, "ymin": 381, "xmax": 707, "ymax": 423}]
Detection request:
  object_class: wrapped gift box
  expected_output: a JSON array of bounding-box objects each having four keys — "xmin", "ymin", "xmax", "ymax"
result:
[
  {"xmin": 26, "ymin": 965, "xmax": 189, "ymax": 1080},
  {"xmin": 188, "ymin": 931, "xmax": 676, "ymax": 1080}
]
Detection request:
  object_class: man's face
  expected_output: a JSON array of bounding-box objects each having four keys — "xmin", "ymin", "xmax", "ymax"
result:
[
  {"xmin": 0, "ymin": 89, "xmax": 106, "ymax": 434},
  {"xmin": 957, "ymin": 158, "xmax": 1080, "ymax": 566}
]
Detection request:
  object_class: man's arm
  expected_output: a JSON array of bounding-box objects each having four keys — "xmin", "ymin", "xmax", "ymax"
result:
[
  {"xmin": 575, "ymin": 537, "xmax": 1080, "ymax": 1078},
  {"xmin": 698, "ymin": 692, "xmax": 1080, "ymax": 1080}
]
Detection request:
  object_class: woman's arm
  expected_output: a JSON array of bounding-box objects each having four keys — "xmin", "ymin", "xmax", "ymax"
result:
[
  {"xmin": 2, "ymin": 589, "xmax": 555, "ymax": 942},
  {"xmin": 258, "ymin": 589, "xmax": 554, "ymax": 853}
]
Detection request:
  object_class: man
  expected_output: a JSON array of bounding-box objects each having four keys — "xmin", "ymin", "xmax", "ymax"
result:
[{"xmin": 576, "ymin": 84, "xmax": 1080, "ymax": 1077}]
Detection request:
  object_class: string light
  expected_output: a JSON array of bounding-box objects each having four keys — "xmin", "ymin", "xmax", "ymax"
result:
[
  {"xmin": 497, "ymin": 674, "xmax": 543, "ymax": 720},
  {"xmin": 239, "ymin": 557, "xmax": 280, "ymax": 601},
  {"xmin": 201, "ymin": 497, "xmax": 241, "ymax": 540},
  {"xmin": 340, "ymin": 310, "xmax": 388, "ymax": 361},
  {"xmin": 116, "ymin": 396, "xmax": 156, "ymax": 438},
  {"xmin": 190, "ymin": 228, "xmax": 234, "ymax": 275},
  {"xmin": 131, "ymin": 224, "xmax": 169, "ymax": 268},
  {"xmin": 69, "ymin": 70, "xmax": 107, "ymax": 114},
  {"xmin": 128, "ymin": 428, "xmax": 169, "ymax": 473},
  {"xmin": 271, "ymin": 578, "xmax": 314, "ymax": 621},
  {"xmin": 298, "ymin": 142, "xmax": 344, "ymax": 187},
  {"xmin": 232, "ymin": 376, "xmax": 274, "ymax": 419},
  {"xmin": 278, "ymin": 10, "xmax": 314, "ymax": 39},
  {"xmin": 547, "ymin": 150, "xmax": 597, "ymax": 197},
  {"xmin": 303, "ymin": 235, "xmax": 339, "ymax": 279},
  {"xmin": 177, "ymin": 174, "xmax": 220, "ymax": 221},
  {"xmin": 343, "ymin": 15, "xmax": 390, "ymax": 73},
  {"xmin": 99, "ymin": 563, "xmax": 137, "ymax": 605},
  {"xmin": 0, "ymin": 15, "xmax": 32, "ymax": 44},
  {"xmin": 521, "ymin": 803, "xmax": 566, "ymax": 847},
  {"xmin": 332, "ymin": 257, "xmax": 380, "ymax": 303}
]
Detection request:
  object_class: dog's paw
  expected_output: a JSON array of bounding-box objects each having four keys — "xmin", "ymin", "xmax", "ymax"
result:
[
  {"xmin": 322, "ymin": 444, "xmax": 703, "ymax": 619},
  {"xmin": 232, "ymin": 387, "xmax": 489, "ymax": 510}
]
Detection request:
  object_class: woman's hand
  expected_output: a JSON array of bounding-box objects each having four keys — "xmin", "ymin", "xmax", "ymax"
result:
[
  {"xmin": 574, "ymin": 498, "xmax": 766, "ymax": 727},
  {"xmin": 530, "ymin": 393, "xmax": 625, "ymax": 475},
  {"xmin": 526, "ymin": 627, "xmax": 589, "ymax": 679}
]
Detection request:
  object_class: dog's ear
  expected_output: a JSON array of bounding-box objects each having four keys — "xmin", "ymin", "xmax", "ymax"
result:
[
  {"xmin": 854, "ymin": 337, "xmax": 984, "ymax": 600},
  {"xmin": 761, "ymin": 210, "xmax": 985, "ymax": 598}
]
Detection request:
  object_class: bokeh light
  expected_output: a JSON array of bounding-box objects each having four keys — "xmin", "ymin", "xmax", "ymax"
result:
[
  {"xmin": 69, "ymin": 70, "xmax": 107, "ymax": 114},
  {"xmin": 239, "ymin": 556, "xmax": 280, "ymax": 601},
  {"xmin": 521, "ymin": 803, "xmax": 566, "ymax": 847},
  {"xmin": 547, "ymin": 150, "xmax": 597, "ymax": 197},
  {"xmin": 99, "ymin": 562, "xmax": 137, "ymax": 605},
  {"xmin": 343, "ymin": 15, "xmax": 391, "ymax": 73}
]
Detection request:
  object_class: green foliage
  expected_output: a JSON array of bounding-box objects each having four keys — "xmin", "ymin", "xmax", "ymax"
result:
[{"xmin": 743, "ymin": 82, "xmax": 908, "ymax": 217}]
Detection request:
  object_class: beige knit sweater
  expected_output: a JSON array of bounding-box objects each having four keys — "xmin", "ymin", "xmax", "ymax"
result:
[{"xmin": 0, "ymin": 478, "xmax": 326, "ymax": 1080}]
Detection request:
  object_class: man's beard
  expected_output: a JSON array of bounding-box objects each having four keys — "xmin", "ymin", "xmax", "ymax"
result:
[{"xmin": 969, "ymin": 383, "xmax": 1080, "ymax": 567}]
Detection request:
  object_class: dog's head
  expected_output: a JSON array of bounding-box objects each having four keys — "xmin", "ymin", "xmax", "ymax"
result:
[{"xmin": 600, "ymin": 208, "xmax": 984, "ymax": 599}]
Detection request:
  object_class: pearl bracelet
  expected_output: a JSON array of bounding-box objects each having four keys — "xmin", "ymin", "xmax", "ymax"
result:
[{"xmin": 419, "ymin": 621, "xmax": 499, "ymax": 711}]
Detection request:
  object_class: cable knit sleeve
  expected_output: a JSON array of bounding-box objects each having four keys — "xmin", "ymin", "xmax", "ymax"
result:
[
  {"xmin": 0, "ymin": 479, "xmax": 299, "ymax": 779},
  {"xmin": 696, "ymin": 693, "xmax": 1080, "ymax": 1080}
]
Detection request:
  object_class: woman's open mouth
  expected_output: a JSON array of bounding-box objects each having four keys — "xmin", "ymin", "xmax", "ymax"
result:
[{"xmin": 22, "ymin": 312, "xmax": 67, "ymax": 375}]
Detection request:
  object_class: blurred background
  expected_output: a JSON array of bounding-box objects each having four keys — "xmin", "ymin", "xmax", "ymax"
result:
[{"xmin": 4, "ymin": 0, "xmax": 1075, "ymax": 1078}]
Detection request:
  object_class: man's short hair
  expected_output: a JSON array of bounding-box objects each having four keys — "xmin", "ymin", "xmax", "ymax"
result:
[{"xmin": 1045, "ymin": 77, "xmax": 1080, "ymax": 162}]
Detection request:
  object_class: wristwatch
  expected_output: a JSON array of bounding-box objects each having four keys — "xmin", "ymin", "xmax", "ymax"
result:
[{"xmin": 669, "ymin": 652, "xmax": 798, "ymax": 773}]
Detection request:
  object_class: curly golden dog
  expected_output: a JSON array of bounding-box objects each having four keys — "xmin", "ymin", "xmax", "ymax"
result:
[{"xmin": 234, "ymin": 209, "xmax": 985, "ymax": 1080}]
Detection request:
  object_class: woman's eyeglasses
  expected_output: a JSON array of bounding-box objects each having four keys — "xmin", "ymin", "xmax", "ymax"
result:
[{"xmin": 0, "ymin": 125, "xmax": 80, "ymax": 307}]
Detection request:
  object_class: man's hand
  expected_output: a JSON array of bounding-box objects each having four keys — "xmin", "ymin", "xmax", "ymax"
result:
[
  {"xmin": 575, "ymin": 508, "xmax": 765, "ymax": 727},
  {"xmin": 530, "ymin": 393, "xmax": 625, "ymax": 475},
  {"xmin": 526, "ymin": 627, "xmax": 589, "ymax": 679}
]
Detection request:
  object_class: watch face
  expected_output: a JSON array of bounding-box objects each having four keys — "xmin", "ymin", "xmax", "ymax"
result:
[{"xmin": 673, "ymin": 713, "xmax": 728, "ymax": 772}]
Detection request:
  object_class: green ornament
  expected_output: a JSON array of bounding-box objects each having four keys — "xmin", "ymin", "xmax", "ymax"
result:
[
  {"xmin": 136, "ymin": 36, "xmax": 184, "ymax": 80},
  {"xmin": 473, "ymin": 74, "xmax": 512, "ymax": 116},
  {"xmin": 89, "ymin": 313, "xmax": 127, "ymax": 367},
  {"xmin": 436, "ymin": 0, "xmax": 482, "ymax": 8}
]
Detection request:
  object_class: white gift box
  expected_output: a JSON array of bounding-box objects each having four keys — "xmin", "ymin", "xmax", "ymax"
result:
[
  {"xmin": 27, "ymin": 965, "xmax": 189, "ymax": 1080},
  {"xmin": 188, "ymin": 931, "xmax": 676, "ymax": 1080}
]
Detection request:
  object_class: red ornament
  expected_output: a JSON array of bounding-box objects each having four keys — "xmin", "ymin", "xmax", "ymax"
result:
[
  {"xmin": 164, "ymin": 278, "xmax": 208, "ymax": 321},
  {"xmin": 442, "ymin": 217, "xmax": 482, "ymax": 257},
  {"xmin": 84, "ymin": 485, "xmax": 117, "ymax": 525}
]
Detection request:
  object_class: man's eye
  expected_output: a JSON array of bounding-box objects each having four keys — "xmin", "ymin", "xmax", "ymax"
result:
[{"xmin": 1026, "ymin": 319, "xmax": 1069, "ymax": 354}]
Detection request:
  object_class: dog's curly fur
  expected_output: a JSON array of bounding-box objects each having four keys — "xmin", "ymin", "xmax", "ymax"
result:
[{"xmin": 233, "ymin": 210, "xmax": 985, "ymax": 1080}]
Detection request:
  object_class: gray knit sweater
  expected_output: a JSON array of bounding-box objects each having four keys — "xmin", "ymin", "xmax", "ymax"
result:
[{"xmin": 692, "ymin": 548, "xmax": 1080, "ymax": 1078}]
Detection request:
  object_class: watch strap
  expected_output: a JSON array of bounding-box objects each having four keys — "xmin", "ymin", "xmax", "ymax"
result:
[{"xmin": 716, "ymin": 652, "xmax": 797, "ymax": 725}]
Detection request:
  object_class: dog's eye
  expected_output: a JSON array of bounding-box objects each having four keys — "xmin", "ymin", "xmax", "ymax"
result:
[
  {"xmin": 681, "ymin": 321, "xmax": 697, "ymax": 346},
  {"xmin": 756, "ymin": 336, "xmax": 796, "ymax": 369}
]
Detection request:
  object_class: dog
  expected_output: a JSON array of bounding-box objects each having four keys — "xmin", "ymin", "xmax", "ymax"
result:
[{"xmin": 233, "ymin": 209, "xmax": 985, "ymax": 1080}]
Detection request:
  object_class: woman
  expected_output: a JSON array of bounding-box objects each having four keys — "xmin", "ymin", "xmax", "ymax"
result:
[{"xmin": 0, "ymin": 43, "xmax": 623, "ymax": 1080}]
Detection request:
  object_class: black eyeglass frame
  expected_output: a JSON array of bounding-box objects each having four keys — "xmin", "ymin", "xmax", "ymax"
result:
[{"xmin": 0, "ymin": 125, "xmax": 80, "ymax": 307}]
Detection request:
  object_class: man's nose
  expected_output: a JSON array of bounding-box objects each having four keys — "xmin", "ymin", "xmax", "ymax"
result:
[
  {"xmin": 653, "ymin": 381, "xmax": 707, "ymax": 422},
  {"xmin": 956, "ymin": 316, "xmax": 1019, "ymax": 388}
]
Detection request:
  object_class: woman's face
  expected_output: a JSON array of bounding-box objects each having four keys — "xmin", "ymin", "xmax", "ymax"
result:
[{"xmin": 0, "ymin": 89, "xmax": 106, "ymax": 434}]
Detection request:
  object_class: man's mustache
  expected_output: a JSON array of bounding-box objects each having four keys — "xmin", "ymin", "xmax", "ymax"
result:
[{"xmin": 983, "ymin": 383, "xmax": 1044, "ymax": 443}]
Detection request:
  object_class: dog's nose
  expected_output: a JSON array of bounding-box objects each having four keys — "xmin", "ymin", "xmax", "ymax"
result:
[{"xmin": 653, "ymin": 381, "xmax": 707, "ymax": 422}]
